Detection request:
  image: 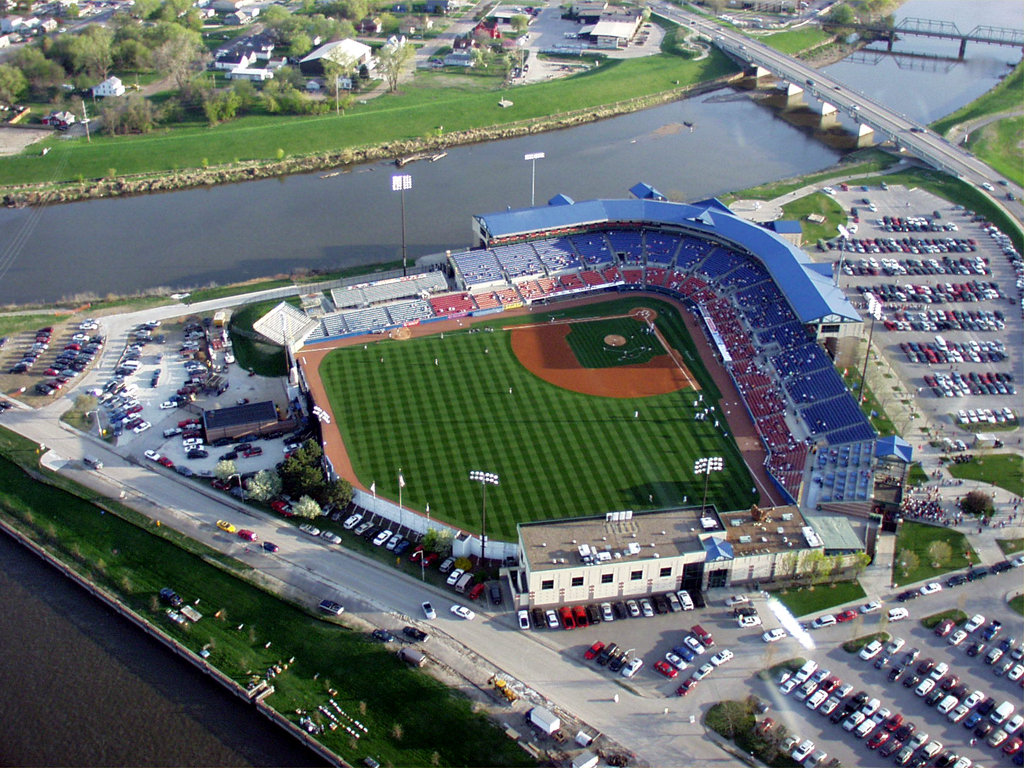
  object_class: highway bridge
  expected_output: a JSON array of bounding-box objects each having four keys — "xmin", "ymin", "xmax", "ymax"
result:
[{"xmin": 650, "ymin": 2, "xmax": 1022, "ymax": 225}]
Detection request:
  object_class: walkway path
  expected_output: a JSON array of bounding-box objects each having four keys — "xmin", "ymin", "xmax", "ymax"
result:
[{"xmin": 943, "ymin": 106, "xmax": 1024, "ymax": 146}]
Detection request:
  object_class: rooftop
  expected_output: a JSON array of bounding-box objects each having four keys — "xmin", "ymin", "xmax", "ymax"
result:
[
  {"xmin": 203, "ymin": 400, "xmax": 277, "ymax": 430},
  {"xmin": 519, "ymin": 508, "xmax": 723, "ymax": 572},
  {"xmin": 718, "ymin": 504, "xmax": 819, "ymax": 557}
]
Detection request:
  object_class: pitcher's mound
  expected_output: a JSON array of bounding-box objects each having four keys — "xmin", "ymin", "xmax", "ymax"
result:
[
  {"xmin": 389, "ymin": 327, "xmax": 412, "ymax": 340},
  {"xmin": 604, "ymin": 334, "xmax": 627, "ymax": 347}
]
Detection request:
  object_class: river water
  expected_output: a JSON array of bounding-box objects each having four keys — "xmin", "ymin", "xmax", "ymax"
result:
[{"xmin": 0, "ymin": 2, "xmax": 1020, "ymax": 762}]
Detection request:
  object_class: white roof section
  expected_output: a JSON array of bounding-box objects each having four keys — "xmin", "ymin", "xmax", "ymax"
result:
[
  {"xmin": 588, "ymin": 19, "xmax": 636, "ymax": 38},
  {"xmin": 253, "ymin": 301, "xmax": 318, "ymax": 346},
  {"xmin": 300, "ymin": 38, "xmax": 372, "ymax": 65}
]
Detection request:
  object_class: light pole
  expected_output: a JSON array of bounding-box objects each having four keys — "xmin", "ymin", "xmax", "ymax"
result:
[
  {"xmin": 694, "ymin": 457, "xmax": 724, "ymax": 513},
  {"xmin": 391, "ymin": 174, "xmax": 412, "ymax": 276},
  {"xmin": 469, "ymin": 471, "xmax": 499, "ymax": 564},
  {"xmin": 421, "ymin": 502, "xmax": 429, "ymax": 581},
  {"xmin": 859, "ymin": 293, "xmax": 883, "ymax": 405},
  {"xmin": 524, "ymin": 152, "xmax": 544, "ymax": 206}
]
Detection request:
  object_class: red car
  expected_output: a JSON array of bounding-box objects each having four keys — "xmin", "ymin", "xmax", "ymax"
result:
[
  {"xmin": 237, "ymin": 529, "xmax": 257, "ymax": 541},
  {"xmin": 270, "ymin": 499, "xmax": 292, "ymax": 516},
  {"xmin": 653, "ymin": 660, "xmax": 678, "ymax": 679},
  {"xmin": 584, "ymin": 641, "xmax": 605, "ymax": 660},
  {"xmin": 408, "ymin": 545, "xmax": 425, "ymax": 562},
  {"xmin": 1005, "ymin": 737, "xmax": 1022, "ymax": 756},
  {"xmin": 675, "ymin": 678, "xmax": 697, "ymax": 696},
  {"xmin": 867, "ymin": 729, "xmax": 890, "ymax": 750},
  {"xmin": 178, "ymin": 418, "xmax": 200, "ymax": 428},
  {"xmin": 573, "ymin": 605, "xmax": 588, "ymax": 627},
  {"xmin": 559, "ymin": 606, "xmax": 575, "ymax": 630},
  {"xmin": 820, "ymin": 676, "xmax": 841, "ymax": 693},
  {"xmin": 883, "ymin": 713, "xmax": 903, "ymax": 732},
  {"xmin": 158, "ymin": 457, "xmax": 174, "ymax": 468},
  {"xmin": 835, "ymin": 610, "xmax": 857, "ymax": 623},
  {"xmin": 467, "ymin": 582, "xmax": 486, "ymax": 601},
  {"xmin": 423, "ymin": 552, "xmax": 439, "ymax": 567},
  {"xmin": 755, "ymin": 718, "xmax": 774, "ymax": 736}
]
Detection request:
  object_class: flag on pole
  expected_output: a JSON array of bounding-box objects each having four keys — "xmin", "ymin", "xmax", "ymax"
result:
[
  {"xmin": 370, "ymin": 481, "xmax": 376, "ymax": 494},
  {"xmin": 398, "ymin": 472, "xmax": 405, "ymax": 489}
]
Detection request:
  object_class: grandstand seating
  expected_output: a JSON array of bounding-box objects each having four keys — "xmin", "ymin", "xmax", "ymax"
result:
[
  {"xmin": 320, "ymin": 312, "xmax": 350, "ymax": 338},
  {"xmin": 496, "ymin": 288, "xmax": 523, "ymax": 306},
  {"xmin": 697, "ymin": 247, "xmax": 743, "ymax": 281},
  {"xmin": 645, "ymin": 267, "xmax": 667, "ymax": 286},
  {"xmin": 675, "ymin": 236, "xmax": 714, "ymax": 271},
  {"xmin": 386, "ymin": 299, "xmax": 434, "ymax": 326},
  {"xmin": 452, "ymin": 249, "xmax": 504, "ymax": 286},
  {"xmin": 643, "ymin": 232, "xmax": 681, "ymax": 264},
  {"xmin": 535, "ymin": 238, "xmax": 582, "ymax": 272},
  {"xmin": 580, "ymin": 270, "xmax": 607, "ymax": 287},
  {"xmin": 602, "ymin": 265, "xmax": 622, "ymax": 284},
  {"xmin": 473, "ymin": 291, "xmax": 501, "ymax": 310},
  {"xmin": 605, "ymin": 229, "xmax": 644, "ymax": 262},
  {"xmin": 492, "ymin": 242, "xmax": 544, "ymax": 279},
  {"xmin": 570, "ymin": 233, "xmax": 613, "ymax": 266},
  {"xmin": 622, "ymin": 268, "xmax": 644, "ymax": 285},
  {"xmin": 342, "ymin": 306, "xmax": 391, "ymax": 334},
  {"xmin": 557, "ymin": 273, "xmax": 585, "ymax": 290},
  {"xmin": 429, "ymin": 293, "xmax": 477, "ymax": 315}
]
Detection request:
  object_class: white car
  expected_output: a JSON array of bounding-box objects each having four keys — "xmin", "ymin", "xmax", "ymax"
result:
[
  {"xmin": 445, "ymin": 568, "xmax": 464, "ymax": 586},
  {"xmin": 915, "ymin": 678, "xmax": 935, "ymax": 697},
  {"xmin": 517, "ymin": 609, "xmax": 530, "ymax": 630},
  {"xmin": 1004, "ymin": 714, "xmax": 1024, "ymax": 735},
  {"xmin": 372, "ymin": 529, "xmax": 392, "ymax": 547},
  {"xmin": 859, "ymin": 601, "xmax": 882, "ymax": 614},
  {"xmin": 299, "ymin": 523, "xmax": 321, "ymax": 536},
  {"xmin": 665, "ymin": 652, "xmax": 688, "ymax": 671},
  {"xmin": 545, "ymin": 610, "xmax": 559, "ymax": 629},
  {"xmin": 133, "ymin": 421, "xmax": 151, "ymax": 434},
  {"xmin": 811, "ymin": 615, "xmax": 837, "ymax": 629},
  {"xmin": 692, "ymin": 662, "xmax": 714, "ymax": 681},
  {"xmin": 385, "ymin": 534, "xmax": 403, "ymax": 551},
  {"xmin": 144, "ymin": 449, "xmax": 161, "ymax": 462},
  {"xmin": 738, "ymin": 614, "xmax": 762, "ymax": 628},
  {"xmin": 1009, "ymin": 664, "xmax": 1024, "ymax": 682},
  {"xmin": 710, "ymin": 649, "xmax": 734, "ymax": 666},
  {"xmin": 159, "ymin": 400, "xmax": 178, "ymax": 409},
  {"xmin": 725, "ymin": 595, "xmax": 749, "ymax": 607},
  {"xmin": 963, "ymin": 690, "xmax": 985, "ymax": 709},
  {"xmin": 919, "ymin": 582, "xmax": 942, "ymax": 596},
  {"xmin": 626, "ymin": 600, "xmax": 641, "ymax": 618},
  {"xmin": 886, "ymin": 637, "xmax": 906, "ymax": 654},
  {"xmin": 320, "ymin": 531, "xmax": 341, "ymax": 545},
  {"xmin": 342, "ymin": 514, "xmax": 363, "ymax": 530},
  {"xmin": 676, "ymin": 590, "xmax": 694, "ymax": 610},
  {"xmin": 422, "ymin": 601, "xmax": 437, "ymax": 620},
  {"xmin": 450, "ymin": 604, "xmax": 475, "ymax": 621},
  {"xmin": 806, "ymin": 690, "xmax": 828, "ymax": 711},
  {"xmin": 780, "ymin": 678, "xmax": 798, "ymax": 694},
  {"xmin": 762, "ymin": 628, "xmax": 786, "ymax": 643},
  {"xmin": 639, "ymin": 598, "xmax": 654, "ymax": 617},
  {"xmin": 859, "ymin": 640, "xmax": 883, "ymax": 660},
  {"xmin": 887, "ymin": 607, "xmax": 909, "ymax": 622},
  {"xmin": 965, "ymin": 614, "xmax": 985, "ymax": 632},
  {"xmin": 948, "ymin": 629, "xmax": 968, "ymax": 646},
  {"xmin": 620, "ymin": 658, "xmax": 643, "ymax": 678},
  {"xmin": 600, "ymin": 602, "xmax": 614, "ymax": 622},
  {"xmin": 683, "ymin": 636, "xmax": 706, "ymax": 655}
]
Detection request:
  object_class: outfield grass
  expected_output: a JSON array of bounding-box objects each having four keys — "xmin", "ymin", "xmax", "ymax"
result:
[
  {"xmin": 566, "ymin": 317, "xmax": 661, "ymax": 367},
  {"xmin": 321, "ymin": 297, "xmax": 757, "ymax": 540},
  {"xmin": 946, "ymin": 453, "xmax": 1023, "ymax": 497},
  {"xmin": 930, "ymin": 61, "xmax": 1024, "ymax": 137},
  {"xmin": 770, "ymin": 580, "xmax": 866, "ymax": 618},
  {"xmin": 967, "ymin": 116, "xmax": 1024, "ymax": 187},
  {"xmin": 0, "ymin": 52, "xmax": 736, "ymax": 185},
  {"xmin": 893, "ymin": 520, "xmax": 976, "ymax": 586},
  {"xmin": 0, "ymin": 435, "xmax": 530, "ymax": 768}
]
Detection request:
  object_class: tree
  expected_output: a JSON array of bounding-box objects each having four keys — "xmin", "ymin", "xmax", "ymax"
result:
[
  {"xmin": 510, "ymin": 14, "xmax": 529, "ymax": 36},
  {"xmin": 321, "ymin": 478, "xmax": 353, "ymax": 509},
  {"xmin": 202, "ymin": 88, "xmax": 241, "ymax": 125},
  {"xmin": 926, "ymin": 540, "xmax": 952, "ymax": 567},
  {"xmin": 71, "ymin": 25, "xmax": 114, "ymax": 79},
  {"xmin": 0, "ymin": 64, "xmax": 27, "ymax": 105},
  {"xmin": 214, "ymin": 459, "xmax": 238, "ymax": 482},
  {"xmin": 113, "ymin": 39, "xmax": 153, "ymax": 72},
  {"xmin": 246, "ymin": 469, "xmax": 282, "ymax": 502},
  {"xmin": 376, "ymin": 37, "xmax": 411, "ymax": 92},
  {"xmin": 153, "ymin": 33, "xmax": 206, "ymax": 91},
  {"xmin": 289, "ymin": 32, "xmax": 313, "ymax": 59},
  {"xmin": 960, "ymin": 490, "xmax": 993, "ymax": 518},
  {"xmin": 13, "ymin": 47, "xmax": 66, "ymax": 101},
  {"xmin": 896, "ymin": 548, "xmax": 920, "ymax": 580},
  {"xmin": 826, "ymin": 2, "xmax": 856, "ymax": 25},
  {"xmin": 422, "ymin": 527, "xmax": 453, "ymax": 556},
  {"xmin": 321, "ymin": 58, "xmax": 345, "ymax": 115},
  {"xmin": 292, "ymin": 494, "xmax": 322, "ymax": 519},
  {"xmin": 100, "ymin": 92, "xmax": 157, "ymax": 134}
]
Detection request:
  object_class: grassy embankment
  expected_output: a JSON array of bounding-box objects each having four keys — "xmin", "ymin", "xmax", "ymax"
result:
[
  {"xmin": 771, "ymin": 580, "xmax": 866, "ymax": 617},
  {"xmin": 761, "ymin": 27, "xmax": 833, "ymax": 56},
  {"xmin": 931, "ymin": 62, "xmax": 1023, "ymax": 137},
  {"xmin": 967, "ymin": 116, "xmax": 1024, "ymax": 188},
  {"xmin": 780, "ymin": 193, "xmax": 846, "ymax": 244},
  {"xmin": 893, "ymin": 520, "xmax": 976, "ymax": 586},
  {"xmin": 946, "ymin": 453, "xmax": 1024, "ymax": 498},
  {"xmin": 997, "ymin": 538, "xmax": 1024, "ymax": 556},
  {"xmin": 0, "ymin": 51, "xmax": 737, "ymax": 187},
  {"xmin": 0, "ymin": 427, "xmax": 531, "ymax": 768}
]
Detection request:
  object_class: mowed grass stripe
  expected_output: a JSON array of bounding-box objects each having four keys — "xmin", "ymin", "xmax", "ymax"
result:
[{"xmin": 320, "ymin": 298, "xmax": 756, "ymax": 540}]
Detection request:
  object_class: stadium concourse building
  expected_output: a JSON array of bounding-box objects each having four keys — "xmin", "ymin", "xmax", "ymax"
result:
[{"xmin": 515, "ymin": 504, "xmax": 831, "ymax": 608}]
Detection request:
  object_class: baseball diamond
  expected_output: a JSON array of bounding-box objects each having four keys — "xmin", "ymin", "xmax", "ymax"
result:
[{"xmin": 314, "ymin": 296, "xmax": 758, "ymax": 541}]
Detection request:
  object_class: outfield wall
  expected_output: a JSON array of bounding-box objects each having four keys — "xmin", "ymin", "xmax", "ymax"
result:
[{"xmin": 351, "ymin": 488, "xmax": 519, "ymax": 563}]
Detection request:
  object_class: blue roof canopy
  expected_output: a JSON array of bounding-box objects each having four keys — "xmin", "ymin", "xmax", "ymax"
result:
[
  {"xmin": 875, "ymin": 435, "xmax": 913, "ymax": 464},
  {"xmin": 474, "ymin": 189, "xmax": 861, "ymax": 324}
]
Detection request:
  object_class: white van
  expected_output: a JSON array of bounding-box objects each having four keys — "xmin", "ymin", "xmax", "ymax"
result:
[
  {"xmin": 935, "ymin": 335, "xmax": 948, "ymax": 350},
  {"xmin": 937, "ymin": 695, "xmax": 959, "ymax": 715},
  {"xmin": 888, "ymin": 607, "xmax": 909, "ymax": 622},
  {"xmin": 454, "ymin": 572, "xmax": 474, "ymax": 594},
  {"xmin": 794, "ymin": 660, "xmax": 819, "ymax": 684},
  {"xmin": 992, "ymin": 701, "xmax": 1016, "ymax": 725}
]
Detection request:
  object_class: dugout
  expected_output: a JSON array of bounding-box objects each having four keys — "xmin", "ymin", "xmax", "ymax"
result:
[{"xmin": 203, "ymin": 400, "xmax": 280, "ymax": 442}]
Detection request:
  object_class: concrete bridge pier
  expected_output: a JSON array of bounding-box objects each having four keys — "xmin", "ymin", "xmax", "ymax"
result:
[
  {"xmin": 958, "ymin": 38, "xmax": 967, "ymax": 59},
  {"xmin": 746, "ymin": 65, "xmax": 773, "ymax": 81},
  {"xmin": 818, "ymin": 101, "xmax": 839, "ymax": 128},
  {"xmin": 856, "ymin": 123, "xmax": 875, "ymax": 148},
  {"xmin": 783, "ymin": 82, "xmax": 805, "ymax": 107}
]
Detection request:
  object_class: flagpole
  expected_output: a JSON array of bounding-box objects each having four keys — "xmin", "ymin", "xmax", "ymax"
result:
[{"xmin": 398, "ymin": 467, "xmax": 404, "ymax": 531}]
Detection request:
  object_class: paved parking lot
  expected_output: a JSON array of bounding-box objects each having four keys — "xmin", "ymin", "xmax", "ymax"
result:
[{"xmin": 816, "ymin": 183, "xmax": 1024, "ymax": 443}]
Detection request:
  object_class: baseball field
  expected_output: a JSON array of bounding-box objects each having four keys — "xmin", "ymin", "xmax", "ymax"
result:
[{"xmin": 318, "ymin": 295, "xmax": 758, "ymax": 541}]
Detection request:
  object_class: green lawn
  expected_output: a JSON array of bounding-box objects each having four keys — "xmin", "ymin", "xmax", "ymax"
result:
[
  {"xmin": 228, "ymin": 300, "xmax": 291, "ymax": 377},
  {"xmin": 946, "ymin": 453, "xmax": 1024, "ymax": 498},
  {"xmin": 920, "ymin": 609, "xmax": 967, "ymax": 630},
  {"xmin": 1011, "ymin": 594, "xmax": 1024, "ymax": 617},
  {"xmin": 761, "ymin": 27, "xmax": 833, "ymax": 55},
  {"xmin": 0, "ymin": 51, "xmax": 736, "ymax": 186},
  {"xmin": 0, "ymin": 434, "xmax": 530, "ymax": 768},
  {"xmin": 893, "ymin": 520, "xmax": 976, "ymax": 586},
  {"xmin": 967, "ymin": 116, "xmax": 1024, "ymax": 187},
  {"xmin": 780, "ymin": 194, "xmax": 845, "ymax": 243},
  {"xmin": 770, "ymin": 580, "xmax": 866, "ymax": 618},
  {"xmin": 931, "ymin": 61, "xmax": 1024, "ymax": 137},
  {"xmin": 0, "ymin": 314, "xmax": 60, "ymax": 337},
  {"xmin": 320, "ymin": 296, "xmax": 757, "ymax": 540},
  {"xmin": 997, "ymin": 538, "xmax": 1024, "ymax": 555}
]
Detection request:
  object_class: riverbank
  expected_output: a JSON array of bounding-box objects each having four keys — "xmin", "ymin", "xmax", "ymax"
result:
[{"xmin": 0, "ymin": 69, "xmax": 738, "ymax": 207}]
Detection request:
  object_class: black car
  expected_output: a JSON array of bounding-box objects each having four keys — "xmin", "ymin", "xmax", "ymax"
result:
[
  {"xmin": 219, "ymin": 451, "xmax": 239, "ymax": 461},
  {"xmin": 902, "ymin": 648, "xmax": 920, "ymax": 665},
  {"xmin": 608, "ymin": 650, "xmax": 627, "ymax": 672},
  {"xmin": 967, "ymin": 642, "xmax": 986, "ymax": 657},
  {"xmin": 402, "ymin": 625, "xmax": 428, "ymax": 642},
  {"xmin": 874, "ymin": 655, "xmax": 890, "ymax": 669},
  {"xmin": 371, "ymin": 629, "xmax": 396, "ymax": 643},
  {"xmin": 977, "ymin": 697, "xmax": 996, "ymax": 716},
  {"xmin": 991, "ymin": 561, "xmax": 1013, "ymax": 573},
  {"xmin": 612, "ymin": 601, "xmax": 628, "ymax": 620},
  {"xmin": 159, "ymin": 587, "xmax": 183, "ymax": 608},
  {"xmin": 895, "ymin": 723, "xmax": 916, "ymax": 741},
  {"xmin": 585, "ymin": 603, "xmax": 601, "ymax": 624},
  {"xmin": 897, "ymin": 590, "xmax": 919, "ymax": 602},
  {"xmin": 175, "ymin": 465, "xmax": 194, "ymax": 477},
  {"xmin": 945, "ymin": 573, "xmax": 967, "ymax": 587},
  {"xmin": 902, "ymin": 674, "xmax": 921, "ymax": 689},
  {"xmin": 934, "ymin": 752, "xmax": 958, "ymax": 768},
  {"xmin": 187, "ymin": 448, "xmax": 209, "ymax": 460},
  {"xmin": 831, "ymin": 704, "xmax": 854, "ymax": 724},
  {"xmin": 596, "ymin": 642, "xmax": 618, "ymax": 666},
  {"xmin": 851, "ymin": 691, "xmax": 870, "ymax": 707},
  {"xmin": 974, "ymin": 722, "xmax": 993, "ymax": 739},
  {"xmin": 925, "ymin": 689, "xmax": 946, "ymax": 707},
  {"xmin": 966, "ymin": 568, "xmax": 989, "ymax": 581},
  {"xmin": 982, "ymin": 620, "xmax": 1003, "ymax": 641},
  {"xmin": 888, "ymin": 667, "xmax": 904, "ymax": 682},
  {"xmin": 531, "ymin": 607, "xmax": 545, "ymax": 629},
  {"xmin": 916, "ymin": 658, "xmax": 935, "ymax": 675},
  {"xmin": 879, "ymin": 739, "xmax": 903, "ymax": 758}
]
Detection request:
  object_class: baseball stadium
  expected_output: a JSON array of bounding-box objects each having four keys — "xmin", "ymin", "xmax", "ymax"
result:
[{"xmin": 256, "ymin": 183, "xmax": 879, "ymax": 578}]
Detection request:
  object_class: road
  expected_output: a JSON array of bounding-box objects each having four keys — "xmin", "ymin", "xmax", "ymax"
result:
[{"xmin": 650, "ymin": 4, "xmax": 1024, "ymax": 225}]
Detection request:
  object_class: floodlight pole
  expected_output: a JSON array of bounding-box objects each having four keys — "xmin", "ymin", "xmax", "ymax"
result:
[
  {"xmin": 524, "ymin": 152, "xmax": 544, "ymax": 207},
  {"xmin": 469, "ymin": 471, "xmax": 499, "ymax": 564},
  {"xmin": 859, "ymin": 297, "xmax": 882, "ymax": 406},
  {"xmin": 392, "ymin": 174, "xmax": 412, "ymax": 276},
  {"xmin": 695, "ymin": 457, "xmax": 723, "ymax": 514}
]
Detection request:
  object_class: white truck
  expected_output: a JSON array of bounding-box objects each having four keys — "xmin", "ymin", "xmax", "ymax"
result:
[{"xmin": 527, "ymin": 706, "xmax": 561, "ymax": 736}]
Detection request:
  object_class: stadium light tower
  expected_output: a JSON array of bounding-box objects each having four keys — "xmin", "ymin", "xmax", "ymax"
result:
[
  {"xmin": 469, "ymin": 471, "xmax": 499, "ymax": 564},
  {"xmin": 694, "ymin": 457, "xmax": 724, "ymax": 514},
  {"xmin": 524, "ymin": 152, "xmax": 544, "ymax": 207},
  {"xmin": 391, "ymin": 173, "xmax": 412, "ymax": 276}
]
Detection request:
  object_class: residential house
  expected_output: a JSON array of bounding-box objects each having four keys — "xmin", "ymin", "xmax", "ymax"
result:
[
  {"xmin": 224, "ymin": 7, "xmax": 259, "ymax": 24},
  {"xmin": 42, "ymin": 110, "xmax": 75, "ymax": 129},
  {"xmin": 92, "ymin": 76, "xmax": 125, "ymax": 98},
  {"xmin": 356, "ymin": 16, "xmax": 382, "ymax": 34},
  {"xmin": 443, "ymin": 51, "xmax": 474, "ymax": 67},
  {"xmin": 298, "ymin": 38, "xmax": 373, "ymax": 76},
  {"xmin": 399, "ymin": 15, "xmax": 432, "ymax": 36},
  {"xmin": 424, "ymin": 0, "xmax": 450, "ymax": 13}
]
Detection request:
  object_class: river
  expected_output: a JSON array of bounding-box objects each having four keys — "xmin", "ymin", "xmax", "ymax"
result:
[{"xmin": 0, "ymin": 2, "xmax": 1019, "ymax": 762}]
